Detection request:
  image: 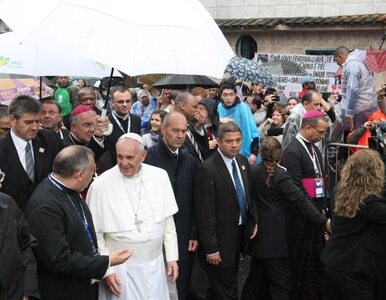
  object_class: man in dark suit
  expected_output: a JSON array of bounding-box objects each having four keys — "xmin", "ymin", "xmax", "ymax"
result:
[
  {"xmin": 25, "ymin": 145, "xmax": 131, "ymax": 300},
  {"xmin": 0, "ymin": 96, "xmax": 61, "ymax": 210},
  {"xmin": 0, "ymin": 171, "xmax": 39, "ymax": 300},
  {"xmin": 281, "ymin": 110, "xmax": 329, "ymax": 300},
  {"xmin": 193, "ymin": 122, "xmax": 258, "ymax": 300},
  {"xmin": 145, "ymin": 111, "xmax": 198, "ymax": 300},
  {"xmin": 175, "ymin": 92, "xmax": 210, "ymax": 163},
  {"xmin": 97, "ymin": 86, "xmax": 141, "ymax": 173}
]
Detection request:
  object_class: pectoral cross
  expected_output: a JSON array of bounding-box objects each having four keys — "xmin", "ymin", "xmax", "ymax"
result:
[{"xmin": 135, "ymin": 215, "xmax": 143, "ymax": 233}]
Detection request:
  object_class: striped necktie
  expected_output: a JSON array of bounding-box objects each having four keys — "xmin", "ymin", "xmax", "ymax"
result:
[
  {"xmin": 187, "ymin": 130, "xmax": 203, "ymax": 162},
  {"xmin": 25, "ymin": 142, "xmax": 35, "ymax": 182}
]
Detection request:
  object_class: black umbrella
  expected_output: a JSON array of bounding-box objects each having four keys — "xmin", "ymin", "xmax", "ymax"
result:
[{"xmin": 152, "ymin": 74, "xmax": 219, "ymax": 90}]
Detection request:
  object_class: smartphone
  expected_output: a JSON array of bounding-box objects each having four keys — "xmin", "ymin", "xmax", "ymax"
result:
[{"xmin": 272, "ymin": 95, "xmax": 280, "ymax": 102}]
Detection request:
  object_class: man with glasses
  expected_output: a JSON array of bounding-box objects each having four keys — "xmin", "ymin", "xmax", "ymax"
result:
[
  {"xmin": 41, "ymin": 100, "xmax": 69, "ymax": 141},
  {"xmin": 282, "ymin": 90, "xmax": 336, "ymax": 149},
  {"xmin": 63, "ymin": 105, "xmax": 110, "ymax": 162},
  {"xmin": 281, "ymin": 110, "xmax": 330, "ymax": 300},
  {"xmin": 217, "ymin": 80, "xmax": 259, "ymax": 165}
]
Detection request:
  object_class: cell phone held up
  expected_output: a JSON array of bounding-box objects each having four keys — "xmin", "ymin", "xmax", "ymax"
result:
[{"xmin": 272, "ymin": 95, "xmax": 280, "ymax": 102}]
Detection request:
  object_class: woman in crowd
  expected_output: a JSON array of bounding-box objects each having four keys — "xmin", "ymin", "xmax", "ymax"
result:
[
  {"xmin": 242, "ymin": 137, "xmax": 330, "ymax": 300},
  {"xmin": 142, "ymin": 110, "xmax": 167, "ymax": 149},
  {"xmin": 322, "ymin": 149, "xmax": 386, "ymax": 300},
  {"xmin": 258, "ymin": 105, "xmax": 288, "ymax": 143},
  {"xmin": 286, "ymin": 97, "xmax": 299, "ymax": 113}
]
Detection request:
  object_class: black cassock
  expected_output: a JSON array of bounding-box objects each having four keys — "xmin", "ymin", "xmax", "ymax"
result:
[
  {"xmin": 0, "ymin": 192, "xmax": 38, "ymax": 300},
  {"xmin": 25, "ymin": 177, "xmax": 109, "ymax": 300},
  {"xmin": 282, "ymin": 138, "xmax": 327, "ymax": 300}
]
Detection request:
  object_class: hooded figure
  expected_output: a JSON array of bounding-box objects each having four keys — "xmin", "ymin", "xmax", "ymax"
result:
[{"xmin": 338, "ymin": 49, "xmax": 378, "ymax": 128}]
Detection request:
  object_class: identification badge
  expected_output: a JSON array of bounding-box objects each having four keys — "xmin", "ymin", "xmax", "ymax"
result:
[{"xmin": 314, "ymin": 178, "xmax": 325, "ymax": 198}]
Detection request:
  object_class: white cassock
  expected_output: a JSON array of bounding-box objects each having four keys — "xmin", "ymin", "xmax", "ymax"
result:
[{"xmin": 87, "ymin": 163, "xmax": 179, "ymax": 300}]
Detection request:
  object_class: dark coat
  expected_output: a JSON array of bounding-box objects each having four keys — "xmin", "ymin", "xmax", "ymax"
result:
[
  {"xmin": 0, "ymin": 130, "xmax": 61, "ymax": 210},
  {"xmin": 0, "ymin": 192, "xmax": 38, "ymax": 300},
  {"xmin": 96, "ymin": 113, "xmax": 141, "ymax": 174},
  {"xmin": 25, "ymin": 178, "xmax": 109, "ymax": 300},
  {"xmin": 281, "ymin": 137, "xmax": 326, "ymax": 300},
  {"xmin": 106, "ymin": 112, "xmax": 141, "ymax": 148},
  {"xmin": 193, "ymin": 151, "xmax": 258, "ymax": 268},
  {"xmin": 248, "ymin": 163, "xmax": 327, "ymax": 258},
  {"xmin": 321, "ymin": 196, "xmax": 386, "ymax": 279},
  {"xmin": 145, "ymin": 139, "xmax": 197, "ymax": 253},
  {"xmin": 62, "ymin": 133, "xmax": 107, "ymax": 162}
]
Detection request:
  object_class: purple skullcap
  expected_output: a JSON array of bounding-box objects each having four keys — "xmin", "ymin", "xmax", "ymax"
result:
[
  {"xmin": 70, "ymin": 105, "xmax": 93, "ymax": 121},
  {"xmin": 303, "ymin": 110, "xmax": 325, "ymax": 119}
]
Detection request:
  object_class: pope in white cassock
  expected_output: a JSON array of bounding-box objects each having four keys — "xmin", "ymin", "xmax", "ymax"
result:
[{"xmin": 87, "ymin": 133, "xmax": 179, "ymax": 300}]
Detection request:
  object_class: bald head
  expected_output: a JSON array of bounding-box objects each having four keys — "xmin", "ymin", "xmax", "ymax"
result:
[
  {"xmin": 334, "ymin": 46, "xmax": 350, "ymax": 67},
  {"xmin": 53, "ymin": 145, "xmax": 94, "ymax": 178},
  {"xmin": 161, "ymin": 111, "xmax": 188, "ymax": 151}
]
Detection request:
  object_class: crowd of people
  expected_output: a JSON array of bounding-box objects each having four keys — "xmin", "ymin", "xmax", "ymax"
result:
[{"xmin": 1, "ymin": 45, "xmax": 386, "ymax": 300}]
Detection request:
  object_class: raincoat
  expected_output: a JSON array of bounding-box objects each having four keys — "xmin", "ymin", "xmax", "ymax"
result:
[{"xmin": 339, "ymin": 49, "xmax": 378, "ymax": 118}]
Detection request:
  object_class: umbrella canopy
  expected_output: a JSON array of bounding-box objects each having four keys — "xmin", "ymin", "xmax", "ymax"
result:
[
  {"xmin": 0, "ymin": 0, "xmax": 234, "ymax": 78},
  {"xmin": 224, "ymin": 56, "xmax": 276, "ymax": 87},
  {"xmin": 0, "ymin": 32, "xmax": 119, "ymax": 77},
  {"xmin": 0, "ymin": 78, "xmax": 53, "ymax": 105},
  {"xmin": 152, "ymin": 75, "xmax": 219, "ymax": 90},
  {"xmin": 261, "ymin": 60, "xmax": 308, "ymax": 76}
]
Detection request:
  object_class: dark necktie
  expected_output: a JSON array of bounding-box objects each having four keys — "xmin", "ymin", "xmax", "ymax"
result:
[
  {"xmin": 25, "ymin": 142, "xmax": 34, "ymax": 182},
  {"xmin": 232, "ymin": 160, "xmax": 247, "ymax": 224}
]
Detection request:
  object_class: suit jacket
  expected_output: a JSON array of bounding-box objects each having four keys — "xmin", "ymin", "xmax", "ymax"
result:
[
  {"xmin": 248, "ymin": 163, "xmax": 327, "ymax": 258},
  {"xmin": 25, "ymin": 178, "xmax": 109, "ymax": 300},
  {"xmin": 193, "ymin": 151, "xmax": 258, "ymax": 268},
  {"xmin": 145, "ymin": 139, "xmax": 197, "ymax": 257},
  {"xmin": 62, "ymin": 133, "xmax": 107, "ymax": 162},
  {"xmin": 321, "ymin": 196, "xmax": 386, "ymax": 279},
  {"xmin": 96, "ymin": 113, "xmax": 141, "ymax": 174},
  {"xmin": 106, "ymin": 112, "xmax": 141, "ymax": 148},
  {"xmin": 0, "ymin": 193, "xmax": 38, "ymax": 300},
  {"xmin": 0, "ymin": 130, "xmax": 61, "ymax": 210}
]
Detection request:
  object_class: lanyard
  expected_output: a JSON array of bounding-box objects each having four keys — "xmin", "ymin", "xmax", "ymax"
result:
[
  {"xmin": 48, "ymin": 174, "xmax": 97, "ymax": 254},
  {"xmin": 112, "ymin": 111, "xmax": 131, "ymax": 134},
  {"xmin": 296, "ymin": 134, "xmax": 322, "ymax": 177}
]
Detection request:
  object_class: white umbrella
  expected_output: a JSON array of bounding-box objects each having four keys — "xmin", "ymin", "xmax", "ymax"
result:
[
  {"xmin": 0, "ymin": 32, "xmax": 120, "ymax": 77},
  {"xmin": 0, "ymin": 0, "xmax": 234, "ymax": 78}
]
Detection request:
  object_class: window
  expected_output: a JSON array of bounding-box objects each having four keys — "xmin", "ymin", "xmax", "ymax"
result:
[{"xmin": 236, "ymin": 35, "xmax": 257, "ymax": 60}]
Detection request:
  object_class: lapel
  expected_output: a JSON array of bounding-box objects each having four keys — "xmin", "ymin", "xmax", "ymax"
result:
[
  {"xmin": 212, "ymin": 152, "xmax": 239, "ymax": 207},
  {"xmin": 236, "ymin": 155, "xmax": 250, "ymax": 205},
  {"xmin": 2, "ymin": 134, "xmax": 31, "ymax": 188}
]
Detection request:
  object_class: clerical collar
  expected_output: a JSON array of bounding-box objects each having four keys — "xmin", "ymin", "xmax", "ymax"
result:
[
  {"xmin": 50, "ymin": 173, "xmax": 78, "ymax": 195},
  {"xmin": 69, "ymin": 132, "xmax": 85, "ymax": 145},
  {"xmin": 113, "ymin": 110, "xmax": 129, "ymax": 121},
  {"xmin": 298, "ymin": 133, "xmax": 312, "ymax": 145}
]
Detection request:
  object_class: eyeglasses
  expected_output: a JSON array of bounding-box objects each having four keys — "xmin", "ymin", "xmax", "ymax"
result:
[
  {"xmin": 0, "ymin": 169, "xmax": 5, "ymax": 183},
  {"xmin": 222, "ymin": 92, "xmax": 235, "ymax": 98},
  {"xmin": 310, "ymin": 125, "xmax": 326, "ymax": 135}
]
